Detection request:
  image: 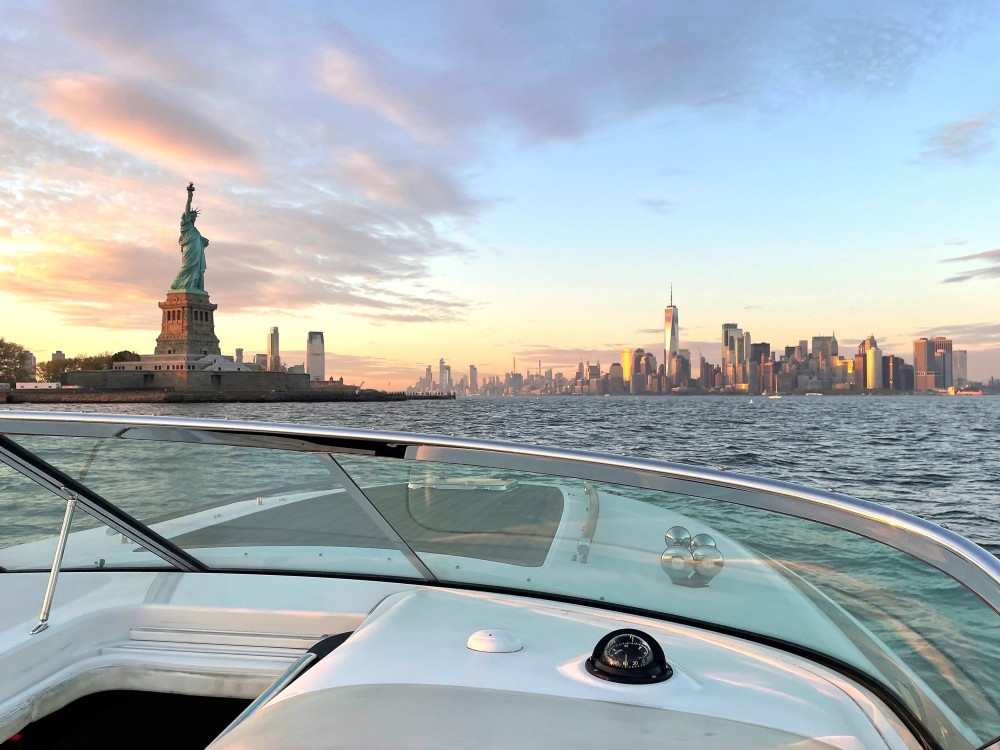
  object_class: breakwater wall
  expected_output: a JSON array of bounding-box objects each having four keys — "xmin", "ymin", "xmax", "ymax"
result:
[{"xmin": 2, "ymin": 390, "xmax": 454, "ymax": 404}]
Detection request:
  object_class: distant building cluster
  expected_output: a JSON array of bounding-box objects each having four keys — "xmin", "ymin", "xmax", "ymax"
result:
[{"xmin": 405, "ymin": 292, "xmax": 978, "ymax": 396}]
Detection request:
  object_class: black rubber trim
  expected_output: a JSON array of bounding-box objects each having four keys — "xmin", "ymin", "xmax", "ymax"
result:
[
  {"xmin": 308, "ymin": 631, "xmax": 353, "ymax": 659},
  {"xmin": 0, "ymin": 435, "xmax": 208, "ymax": 572}
]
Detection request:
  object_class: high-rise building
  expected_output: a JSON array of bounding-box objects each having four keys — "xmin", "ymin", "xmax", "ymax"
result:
[
  {"xmin": 439, "ymin": 358, "xmax": 451, "ymax": 391},
  {"xmin": 306, "ymin": 332, "xmax": 325, "ymax": 382},
  {"xmin": 721, "ymin": 323, "xmax": 740, "ymax": 387},
  {"xmin": 663, "ymin": 287, "xmax": 679, "ymax": 381},
  {"xmin": 469, "ymin": 365, "xmax": 479, "ymax": 393},
  {"xmin": 859, "ymin": 335, "xmax": 878, "ymax": 353},
  {"xmin": 913, "ymin": 337, "xmax": 935, "ymax": 390},
  {"xmin": 630, "ymin": 348, "xmax": 647, "ymax": 394},
  {"xmin": 20, "ymin": 351, "xmax": 36, "ymax": 381},
  {"xmin": 253, "ymin": 353, "xmax": 267, "ymax": 370},
  {"xmin": 932, "ymin": 337, "xmax": 953, "ymax": 388},
  {"xmin": 865, "ymin": 347, "xmax": 883, "ymax": 390},
  {"xmin": 235, "ymin": 348, "xmax": 244, "ymax": 364},
  {"xmin": 267, "ymin": 327, "xmax": 280, "ymax": 372},
  {"xmin": 52, "ymin": 351, "xmax": 65, "ymax": 361},
  {"xmin": 812, "ymin": 335, "xmax": 835, "ymax": 362},
  {"xmin": 749, "ymin": 342, "xmax": 770, "ymax": 364},
  {"xmin": 883, "ymin": 355, "xmax": 907, "ymax": 391},
  {"xmin": 853, "ymin": 353, "xmax": 867, "ymax": 390},
  {"xmin": 913, "ymin": 337, "xmax": 953, "ymax": 390},
  {"xmin": 620, "ymin": 349, "xmax": 633, "ymax": 385},
  {"xmin": 953, "ymin": 350, "xmax": 968, "ymax": 387}
]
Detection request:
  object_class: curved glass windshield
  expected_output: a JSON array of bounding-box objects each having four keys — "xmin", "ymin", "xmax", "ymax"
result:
[{"xmin": 2, "ymin": 432, "xmax": 998, "ymax": 748}]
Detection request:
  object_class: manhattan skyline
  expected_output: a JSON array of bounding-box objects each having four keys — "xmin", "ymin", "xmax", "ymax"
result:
[{"xmin": 3, "ymin": 1, "xmax": 1000, "ymax": 387}]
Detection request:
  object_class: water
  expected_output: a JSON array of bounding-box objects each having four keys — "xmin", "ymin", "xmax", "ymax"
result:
[{"xmin": 3, "ymin": 395, "xmax": 998, "ymax": 553}]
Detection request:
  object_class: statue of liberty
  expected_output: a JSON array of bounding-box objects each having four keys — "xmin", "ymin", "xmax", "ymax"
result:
[{"xmin": 169, "ymin": 182, "xmax": 209, "ymax": 293}]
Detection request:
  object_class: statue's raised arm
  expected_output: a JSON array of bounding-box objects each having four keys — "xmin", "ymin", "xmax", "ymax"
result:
[{"xmin": 169, "ymin": 183, "xmax": 210, "ymax": 294}]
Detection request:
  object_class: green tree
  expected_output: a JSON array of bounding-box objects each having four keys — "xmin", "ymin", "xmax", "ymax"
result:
[
  {"xmin": 0, "ymin": 337, "xmax": 29, "ymax": 386},
  {"xmin": 36, "ymin": 358, "xmax": 70, "ymax": 382},
  {"xmin": 35, "ymin": 350, "xmax": 126, "ymax": 382}
]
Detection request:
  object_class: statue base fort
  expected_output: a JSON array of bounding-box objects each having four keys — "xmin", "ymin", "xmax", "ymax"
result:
[{"xmin": 65, "ymin": 289, "xmax": 310, "ymax": 393}]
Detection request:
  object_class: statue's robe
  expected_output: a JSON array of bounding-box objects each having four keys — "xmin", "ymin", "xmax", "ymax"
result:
[{"xmin": 170, "ymin": 211, "xmax": 210, "ymax": 293}]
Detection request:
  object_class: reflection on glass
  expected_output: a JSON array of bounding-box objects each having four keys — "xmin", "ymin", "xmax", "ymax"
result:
[{"xmin": 10, "ymin": 436, "xmax": 424, "ymax": 578}]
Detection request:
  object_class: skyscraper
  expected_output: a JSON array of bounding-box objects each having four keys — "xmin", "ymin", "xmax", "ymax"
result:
[
  {"xmin": 932, "ymin": 337, "xmax": 953, "ymax": 388},
  {"xmin": 439, "ymin": 358, "xmax": 451, "ymax": 391},
  {"xmin": 913, "ymin": 338, "xmax": 935, "ymax": 390},
  {"xmin": 865, "ymin": 346, "xmax": 883, "ymax": 390},
  {"xmin": 913, "ymin": 337, "xmax": 953, "ymax": 389},
  {"xmin": 620, "ymin": 349, "xmax": 633, "ymax": 385},
  {"xmin": 663, "ymin": 287, "xmax": 679, "ymax": 381},
  {"xmin": 267, "ymin": 327, "xmax": 280, "ymax": 372},
  {"xmin": 721, "ymin": 323, "xmax": 740, "ymax": 386},
  {"xmin": 20, "ymin": 351, "xmax": 36, "ymax": 381},
  {"xmin": 306, "ymin": 332, "xmax": 325, "ymax": 382},
  {"xmin": 953, "ymin": 350, "xmax": 968, "ymax": 387},
  {"xmin": 469, "ymin": 365, "xmax": 479, "ymax": 394}
]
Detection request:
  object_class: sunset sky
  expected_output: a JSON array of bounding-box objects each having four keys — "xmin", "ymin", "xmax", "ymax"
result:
[{"xmin": 2, "ymin": 0, "xmax": 1000, "ymax": 387}]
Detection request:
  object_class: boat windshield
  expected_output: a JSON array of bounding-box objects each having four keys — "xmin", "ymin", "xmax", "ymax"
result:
[{"xmin": 1, "ymin": 426, "xmax": 999, "ymax": 749}]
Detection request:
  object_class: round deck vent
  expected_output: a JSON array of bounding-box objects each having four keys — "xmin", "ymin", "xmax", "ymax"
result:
[{"xmin": 467, "ymin": 629, "xmax": 523, "ymax": 653}]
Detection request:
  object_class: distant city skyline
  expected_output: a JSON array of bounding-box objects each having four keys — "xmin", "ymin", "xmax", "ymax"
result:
[
  {"xmin": 403, "ymin": 296, "xmax": 979, "ymax": 395},
  {"xmin": 3, "ymin": 2, "xmax": 1000, "ymax": 387}
]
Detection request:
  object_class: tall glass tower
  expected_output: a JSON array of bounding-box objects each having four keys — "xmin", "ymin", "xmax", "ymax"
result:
[
  {"xmin": 306, "ymin": 331, "xmax": 325, "ymax": 382},
  {"xmin": 663, "ymin": 286, "xmax": 679, "ymax": 380}
]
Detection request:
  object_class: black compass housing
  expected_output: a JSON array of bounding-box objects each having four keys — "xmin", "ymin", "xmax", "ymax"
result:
[{"xmin": 585, "ymin": 628, "xmax": 673, "ymax": 684}]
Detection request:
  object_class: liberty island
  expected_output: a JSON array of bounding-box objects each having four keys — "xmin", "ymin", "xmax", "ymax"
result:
[{"xmin": 8, "ymin": 184, "xmax": 449, "ymax": 403}]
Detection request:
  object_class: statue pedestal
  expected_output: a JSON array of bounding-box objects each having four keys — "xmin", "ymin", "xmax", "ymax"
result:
[{"xmin": 154, "ymin": 292, "xmax": 221, "ymax": 358}]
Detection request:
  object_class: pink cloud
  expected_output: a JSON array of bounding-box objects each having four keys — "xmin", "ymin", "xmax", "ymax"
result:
[{"xmin": 36, "ymin": 74, "xmax": 258, "ymax": 180}]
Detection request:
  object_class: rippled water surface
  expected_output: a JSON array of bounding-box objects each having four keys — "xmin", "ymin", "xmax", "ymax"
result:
[{"xmin": 3, "ymin": 396, "xmax": 998, "ymax": 552}]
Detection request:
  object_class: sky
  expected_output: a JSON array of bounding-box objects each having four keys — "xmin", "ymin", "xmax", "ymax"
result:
[{"xmin": 2, "ymin": 0, "xmax": 1000, "ymax": 387}]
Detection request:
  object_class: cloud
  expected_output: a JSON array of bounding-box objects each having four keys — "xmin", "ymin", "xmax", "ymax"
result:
[
  {"xmin": 308, "ymin": 1, "xmax": 995, "ymax": 146},
  {"xmin": 919, "ymin": 112, "xmax": 998, "ymax": 163},
  {"xmin": 317, "ymin": 48, "xmax": 452, "ymax": 146},
  {"xmin": 912, "ymin": 322, "xmax": 1000, "ymax": 347},
  {"xmin": 338, "ymin": 151, "xmax": 477, "ymax": 215},
  {"xmin": 638, "ymin": 199, "xmax": 676, "ymax": 215},
  {"xmin": 941, "ymin": 247, "xmax": 1000, "ymax": 283},
  {"xmin": 35, "ymin": 74, "xmax": 258, "ymax": 179}
]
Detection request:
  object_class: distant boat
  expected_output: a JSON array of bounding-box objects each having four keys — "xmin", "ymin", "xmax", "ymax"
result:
[
  {"xmin": 768, "ymin": 395, "xmax": 782, "ymax": 399},
  {"xmin": 749, "ymin": 398, "xmax": 754, "ymax": 404},
  {"xmin": 806, "ymin": 392, "xmax": 823, "ymax": 396}
]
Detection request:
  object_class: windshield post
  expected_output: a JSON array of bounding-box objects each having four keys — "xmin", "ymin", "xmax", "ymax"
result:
[{"xmin": 29, "ymin": 491, "xmax": 78, "ymax": 635}]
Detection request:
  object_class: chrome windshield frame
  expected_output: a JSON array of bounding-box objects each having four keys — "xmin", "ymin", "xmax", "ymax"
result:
[{"xmin": 1, "ymin": 410, "xmax": 997, "ymax": 615}]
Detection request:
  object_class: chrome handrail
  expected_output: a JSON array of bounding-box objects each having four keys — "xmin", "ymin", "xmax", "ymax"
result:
[{"xmin": 1, "ymin": 411, "xmax": 999, "ymax": 614}]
